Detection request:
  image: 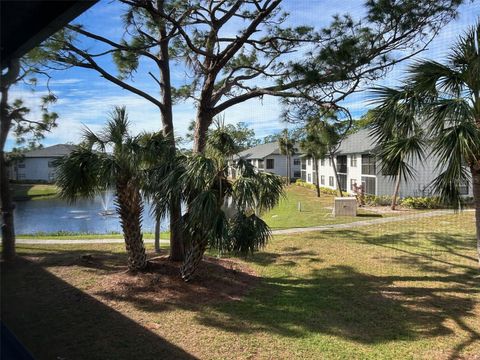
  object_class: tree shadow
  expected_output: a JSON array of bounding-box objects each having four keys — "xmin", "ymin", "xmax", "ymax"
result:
[
  {"xmin": 195, "ymin": 264, "xmax": 479, "ymax": 354},
  {"xmin": 1, "ymin": 257, "xmax": 197, "ymax": 360}
]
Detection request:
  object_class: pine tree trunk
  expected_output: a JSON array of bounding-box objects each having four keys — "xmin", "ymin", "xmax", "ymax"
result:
[
  {"xmin": 391, "ymin": 171, "xmax": 402, "ymax": 210},
  {"xmin": 155, "ymin": 0, "xmax": 185, "ymax": 261},
  {"xmin": 331, "ymin": 153, "xmax": 344, "ymax": 197},
  {"xmin": 116, "ymin": 182, "xmax": 147, "ymax": 271},
  {"xmin": 0, "ymin": 59, "xmax": 20, "ymax": 261},
  {"xmin": 471, "ymin": 163, "xmax": 480, "ymax": 266},
  {"xmin": 1, "ymin": 150, "xmax": 15, "ymax": 261},
  {"xmin": 154, "ymin": 214, "xmax": 161, "ymax": 253},
  {"xmin": 314, "ymin": 157, "xmax": 320, "ymax": 197}
]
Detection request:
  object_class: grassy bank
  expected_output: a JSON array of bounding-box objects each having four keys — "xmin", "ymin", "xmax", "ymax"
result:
[
  {"xmin": 2, "ymin": 211, "xmax": 478, "ymax": 359},
  {"xmin": 11, "ymin": 183, "xmax": 59, "ymax": 201}
]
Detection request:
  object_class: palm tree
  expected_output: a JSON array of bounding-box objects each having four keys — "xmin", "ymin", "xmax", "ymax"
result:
[
  {"xmin": 152, "ymin": 123, "xmax": 284, "ymax": 281},
  {"xmin": 369, "ymin": 88, "xmax": 426, "ymax": 210},
  {"xmin": 369, "ymin": 22, "xmax": 480, "ymax": 262},
  {"xmin": 278, "ymin": 129, "xmax": 295, "ymax": 184},
  {"xmin": 300, "ymin": 120, "xmax": 328, "ymax": 197},
  {"xmin": 55, "ymin": 106, "xmax": 164, "ymax": 271}
]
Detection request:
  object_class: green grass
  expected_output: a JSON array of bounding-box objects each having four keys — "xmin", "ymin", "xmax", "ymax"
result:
[
  {"xmin": 11, "ymin": 183, "xmax": 59, "ymax": 200},
  {"xmin": 2, "ymin": 211, "xmax": 478, "ymax": 359},
  {"xmin": 263, "ymin": 185, "xmax": 391, "ymax": 229}
]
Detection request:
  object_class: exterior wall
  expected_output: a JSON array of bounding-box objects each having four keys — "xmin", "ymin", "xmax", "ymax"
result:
[
  {"xmin": 304, "ymin": 152, "xmax": 474, "ymax": 197},
  {"xmin": 230, "ymin": 154, "xmax": 302, "ymax": 179},
  {"xmin": 261, "ymin": 154, "xmax": 302, "ymax": 178},
  {"xmin": 10, "ymin": 157, "xmax": 58, "ymax": 182}
]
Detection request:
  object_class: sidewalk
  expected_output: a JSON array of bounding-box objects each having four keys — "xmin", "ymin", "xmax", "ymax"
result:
[{"xmin": 16, "ymin": 209, "xmax": 466, "ymax": 245}]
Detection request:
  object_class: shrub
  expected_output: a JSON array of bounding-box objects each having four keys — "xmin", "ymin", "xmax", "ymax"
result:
[
  {"xmin": 294, "ymin": 179, "xmax": 338, "ymax": 195},
  {"xmin": 400, "ymin": 196, "xmax": 444, "ymax": 209},
  {"xmin": 365, "ymin": 195, "xmax": 393, "ymax": 206}
]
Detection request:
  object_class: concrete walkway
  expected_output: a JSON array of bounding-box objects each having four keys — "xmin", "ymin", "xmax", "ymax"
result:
[{"xmin": 16, "ymin": 209, "xmax": 468, "ymax": 245}]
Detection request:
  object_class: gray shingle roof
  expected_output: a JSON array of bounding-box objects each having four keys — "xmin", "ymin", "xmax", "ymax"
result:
[
  {"xmin": 235, "ymin": 142, "xmax": 302, "ymax": 160},
  {"xmin": 337, "ymin": 129, "xmax": 376, "ymax": 155},
  {"xmin": 23, "ymin": 144, "xmax": 77, "ymax": 158}
]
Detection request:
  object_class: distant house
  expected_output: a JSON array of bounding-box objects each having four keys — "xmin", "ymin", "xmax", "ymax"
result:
[
  {"xmin": 8, "ymin": 144, "xmax": 76, "ymax": 182},
  {"xmin": 301, "ymin": 129, "xmax": 473, "ymax": 197},
  {"xmin": 230, "ymin": 142, "xmax": 303, "ymax": 179}
]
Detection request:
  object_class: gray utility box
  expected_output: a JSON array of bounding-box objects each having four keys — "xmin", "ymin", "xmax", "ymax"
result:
[{"xmin": 333, "ymin": 197, "xmax": 357, "ymax": 217}]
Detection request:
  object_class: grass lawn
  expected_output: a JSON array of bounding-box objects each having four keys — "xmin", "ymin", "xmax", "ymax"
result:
[
  {"xmin": 264, "ymin": 185, "xmax": 397, "ymax": 229},
  {"xmin": 2, "ymin": 211, "xmax": 478, "ymax": 359},
  {"xmin": 11, "ymin": 183, "xmax": 59, "ymax": 200}
]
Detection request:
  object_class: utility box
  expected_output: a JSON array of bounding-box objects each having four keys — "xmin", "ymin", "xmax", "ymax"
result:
[{"xmin": 333, "ymin": 197, "xmax": 357, "ymax": 217}]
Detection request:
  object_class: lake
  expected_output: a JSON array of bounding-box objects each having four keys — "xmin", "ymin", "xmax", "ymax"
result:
[{"xmin": 14, "ymin": 194, "xmax": 167, "ymax": 235}]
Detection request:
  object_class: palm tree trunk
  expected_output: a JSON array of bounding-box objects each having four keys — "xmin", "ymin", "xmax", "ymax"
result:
[
  {"xmin": 154, "ymin": 214, "xmax": 161, "ymax": 253},
  {"xmin": 313, "ymin": 156, "xmax": 320, "ymax": 197},
  {"xmin": 391, "ymin": 171, "xmax": 402, "ymax": 210},
  {"xmin": 180, "ymin": 236, "xmax": 207, "ymax": 282},
  {"xmin": 331, "ymin": 154, "xmax": 344, "ymax": 197},
  {"xmin": 471, "ymin": 164, "xmax": 480, "ymax": 265},
  {"xmin": 169, "ymin": 200, "xmax": 184, "ymax": 260},
  {"xmin": 116, "ymin": 183, "xmax": 147, "ymax": 271}
]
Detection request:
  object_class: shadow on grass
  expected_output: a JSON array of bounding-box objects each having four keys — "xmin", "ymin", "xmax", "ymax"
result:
[
  {"xmin": 1, "ymin": 257, "xmax": 197, "ymax": 360},
  {"xmin": 194, "ymin": 229, "xmax": 479, "ymax": 358}
]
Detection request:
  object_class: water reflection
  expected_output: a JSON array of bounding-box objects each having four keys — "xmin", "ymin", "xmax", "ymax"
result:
[{"xmin": 14, "ymin": 194, "xmax": 166, "ymax": 235}]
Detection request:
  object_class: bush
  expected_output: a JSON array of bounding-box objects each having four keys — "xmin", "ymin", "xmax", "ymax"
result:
[
  {"xmin": 294, "ymin": 179, "xmax": 338, "ymax": 195},
  {"xmin": 365, "ymin": 195, "xmax": 393, "ymax": 206},
  {"xmin": 400, "ymin": 196, "xmax": 444, "ymax": 209}
]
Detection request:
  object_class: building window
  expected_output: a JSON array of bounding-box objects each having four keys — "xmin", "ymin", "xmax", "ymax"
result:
[
  {"xmin": 350, "ymin": 179, "xmax": 357, "ymax": 190},
  {"xmin": 293, "ymin": 171, "xmax": 301, "ymax": 178},
  {"xmin": 266, "ymin": 158, "xmax": 274, "ymax": 169},
  {"xmin": 361, "ymin": 154, "xmax": 376, "ymax": 175},
  {"xmin": 350, "ymin": 155, "xmax": 357, "ymax": 167},
  {"xmin": 307, "ymin": 173, "xmax": 312, "ymax": 182},
  {"xmin": 48, "ymin": 160, "xmax": 56, "ymax": 168},
  {"xmin": 321, "ymin": 159, "xmax": 325, "ymax": 166},
  {"xmin": 361, "ymin": 176, "xmax": 376, "ymax": 195},
  {"xmin": 329, "ymin": 176, "xmax": 334, "ymax": 187},
  {"xmin": 293, "ymin": 158, "xmax": 301, "ymax": 166},
  {"xmin": 258, "ymin": 159, "xmax": 264, "ymax": 169},
  {"xmin": 337, "ymin": 155, "xmax": 347, "ymax": 174},
  {"xmin": 338, "ymin": 174, "xmax": 347, "ymax": 191},
  {"xmin": 301, "ymin": 159, "xmax": 306, "ymax": 170},
  {"xmin": 320, "ymin": 175, "xmax": 325, "ymax": 185}
]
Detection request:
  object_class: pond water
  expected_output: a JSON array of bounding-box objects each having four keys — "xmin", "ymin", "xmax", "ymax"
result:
[{"xmin": 14, "ymin": 193, "xmax": 168, "ymax": 235}]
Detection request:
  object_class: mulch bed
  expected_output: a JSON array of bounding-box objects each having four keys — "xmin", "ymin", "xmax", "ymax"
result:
[{"xmin": 90, "ymin": 254, "xmax": 259, "ymax": 309}]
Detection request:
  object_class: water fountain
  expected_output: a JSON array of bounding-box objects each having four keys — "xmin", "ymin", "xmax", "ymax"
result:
[{"xmin": 99, "ymin": 189, "xmax": 115, "ymax": 216}]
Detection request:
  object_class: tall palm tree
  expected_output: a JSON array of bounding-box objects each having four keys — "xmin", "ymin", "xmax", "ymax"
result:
[
  {"xmin": 300, "ymin": 120, "xmax": 328, "ymax": 197},
  {"xmin": 152, "ymin": 124, "xmax": 284, "ymax": 281},
  {"xmin": 278, "ymin": 129, "xmax": 295, "ymax": 184},
  {"xmin": 369, "ymin": 88, "xmax": 426, "ymax": 209},
  {"xmin": 55, "ymin": 106, "xmax": 164, "ymax": 270},
  {"xmin": 369, "ymin": 22, "xmax": 480, "ymax": 262}
]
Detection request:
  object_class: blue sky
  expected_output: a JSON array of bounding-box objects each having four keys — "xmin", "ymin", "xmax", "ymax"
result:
[{"xmin": 7, "ymin": 0, "xmax": 480, "ymax": 150}]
